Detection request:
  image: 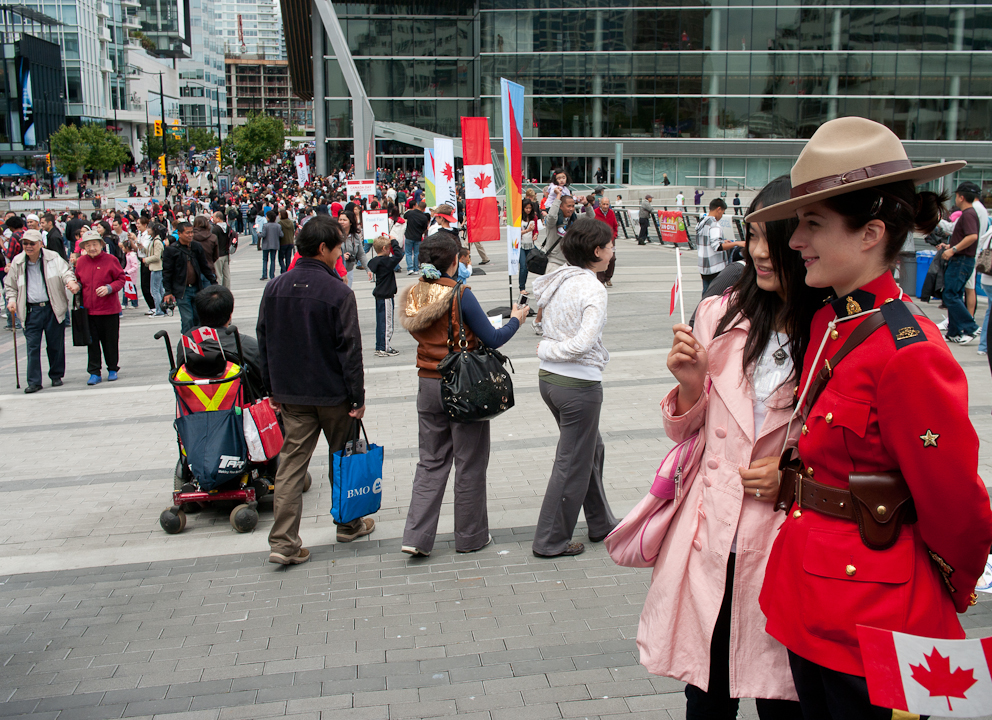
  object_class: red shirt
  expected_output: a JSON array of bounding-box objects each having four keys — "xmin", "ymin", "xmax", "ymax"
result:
[
  {"xmin": 760, "ymin": 272, "xmax": 992, "ymax": 677},
  {"xmin": 74, "ymin": 251, "xmax": 126, "ymax": 315},
  {"xmin": 594, "ymin": 206, "xmax": 618, "ymax": 240}
]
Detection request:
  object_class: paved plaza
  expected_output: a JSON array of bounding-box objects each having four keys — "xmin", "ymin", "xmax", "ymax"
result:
[{"xmin": 1, "ymin": 233, "xmax": 991, "ymax": 720}]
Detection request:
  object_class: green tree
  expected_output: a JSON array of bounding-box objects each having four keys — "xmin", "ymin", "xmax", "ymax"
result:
[
  {"xmin": 183, "ymin": 127, "xmax": 218, "ymax": 155},
  {"xmin": 80, "ymin": 123, "xmax": 129, "ymax": 172},
  {"xmin": 49, "ymin": 124, "xmax": 88, "ymax": 178},
  {"xmin": 229, "ymin": 112, "xmax": 284, "ymax": 167}
]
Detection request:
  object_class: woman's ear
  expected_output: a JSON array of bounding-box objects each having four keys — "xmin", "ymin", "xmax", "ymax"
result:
[{"xmin": 860, "ymin": 218, "xmax": 887, "ymax": 254}]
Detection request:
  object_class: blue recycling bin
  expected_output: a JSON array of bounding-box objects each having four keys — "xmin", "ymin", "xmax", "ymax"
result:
[{"xmin": 915, "ymin": 250, "xmax": 937, "ymax": 298}]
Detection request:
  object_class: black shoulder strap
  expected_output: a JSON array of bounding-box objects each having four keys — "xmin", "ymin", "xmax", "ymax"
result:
[{"xmin": 802, "ymin": 301, "xmax": 927, "ymax": 419}]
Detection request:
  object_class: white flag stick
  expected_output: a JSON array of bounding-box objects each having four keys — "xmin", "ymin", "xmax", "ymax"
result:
[{"xmin": 675, "ymin": 248, "xmax": 685, "ymax": 325}]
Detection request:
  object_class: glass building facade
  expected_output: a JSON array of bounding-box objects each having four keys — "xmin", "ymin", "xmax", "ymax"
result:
[{"xmin": 316, "ymin": 1, "xmax": 992, "ymax": 186}]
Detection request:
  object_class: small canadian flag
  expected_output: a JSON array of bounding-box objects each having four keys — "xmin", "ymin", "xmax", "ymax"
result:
[{"xmin": 859, "ymin": 625, "xmax": 992, "ymax": 716}]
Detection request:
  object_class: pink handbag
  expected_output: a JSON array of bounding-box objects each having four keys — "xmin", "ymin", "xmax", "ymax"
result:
[{"xmin": 604, "ymin": 432, "xmax": 705, "ymax": 568}]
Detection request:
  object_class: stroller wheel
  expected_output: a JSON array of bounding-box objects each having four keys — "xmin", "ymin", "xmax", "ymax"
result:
[
  {"xmin": 160, "ymin": 506, "xmax": 187, "ymax": 534},
  {"xmin": 303, "ymin": 471, "xmax": 312, "ymax": 493},
  {"xmin": 230, "ymin": 503, "xmax": 259, "ymax": 533},
  {"xmin": 174, "ymin": 459, "xmax": 192, "ymax": 491}
]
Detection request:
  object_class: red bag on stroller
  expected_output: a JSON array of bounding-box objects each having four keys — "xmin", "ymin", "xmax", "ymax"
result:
[{"xmin": 244, "ymin": 399, "xmax": 283, "ymax": 462}]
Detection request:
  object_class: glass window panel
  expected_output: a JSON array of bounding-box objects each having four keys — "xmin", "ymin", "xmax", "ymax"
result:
[
  {"xmin": 870, "ymin": 53, "xmax": 898, "ymax": 95},
  {"xmin": 457, "ymin": 60, "xmax": 473, "ymax": 97},
  {"xmin": 676, "ymin": 157, "xmax": 700, "ymax": 186},
  {"xmin": 457, "ymin": 21, "xmax": 472, "ymax": 56},
  {"xmin": 847, "ymin": 8, "xmax": 874, "ymax": 50},
  {"xmin": 729, "ymin": 8, "xmax": 752, "ymax": 51},
  {"xmin": 892, "ymin": 98, "xmax": 916, "ymax": 139},
  {"xmin": 970, "ymin": 54, "xmax": 992, "ymax": 97},
  {"xmin": 392, "ymin": 19, "xmax": 413, "ymax": 55},
  {"xmin": 436, "ymin": 22, "xmax": 457, "ymax": 56},
  {"xmin": 414, "ymin": 59, "xmax": 435, "ymax": 96},
  {"xmin": 894, "ymin": 53, "xmax": 921, "ymax": 96},
  {"xmin": 435, "ymin": 59, "xmax": 457, "ymax": 97},
  {"xmin": 414, "ymin": 20, "xmax": 434, "ymax": 56},
  {"xmin": 534, "ymin": 96, "xmax": 562, "ymax": 137},
  {"xmin": 346, "ymin": 18, "xmax": 369, "ymax": 55},
  {"xmin": 657, "ymin": 97, "xmax": 678, "ymax": 137},
  {"xmin": 923, "ymin": 9, "xmax": 950, "ymax": 51},
  {"xmin": 963, "ymin": 100, "xmax": 991, "ymax": 142},
  {"xmin": 919, "ymin": 54, "xmax": 947, "ymax": 98},
  {"xmin": 751, "ymin": 8, "xmax": 777, "ymax": 52},
  {"xmin": 655, "ymin": 159, "xmax": 675, "ymax": 187},
  {"xmin": 722, "ymin": 97, "xmax": 750, "ymax": 138},
  {"xmin": 678, "ymin": 98, "xmax": 702, "ymax": 137},
  {"xmin": 325, "ymin": 99, "xmax": 351, "ymax": 138},
  {"xmin": 873, "ymin": 8, "xmax": 900, "ymax": 50},
  {"xmin": 631, "ymin": 157, "xmax": 653, "ymax": 185},
  {"xmin": 868, "ymin": 97, "xmax": 895, "ymax": 129},
  {"xmin": 679, "ymin": 53, "xmax": 704, "ymax": 95}
]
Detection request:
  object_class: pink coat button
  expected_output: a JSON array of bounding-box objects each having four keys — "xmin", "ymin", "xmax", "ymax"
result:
[
  {"xmin": 707, "ymin": 459, "xmax": 719, "ymax": 470},
  {"xmin": 715, "ymin": 427, "xmax": 727, "ymax": 438},
  {"xmin": 693, "ymin": 540, "xmax": 702, "ymax": 551},
  {"xmin": 703, "ymin": 476, "xmax": 712, "ymax": 487}
]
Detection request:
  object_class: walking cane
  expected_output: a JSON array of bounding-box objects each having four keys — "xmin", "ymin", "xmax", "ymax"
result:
[{"xmin": 11, "ymin": 311, "xmax": 20, "ymax": 389}]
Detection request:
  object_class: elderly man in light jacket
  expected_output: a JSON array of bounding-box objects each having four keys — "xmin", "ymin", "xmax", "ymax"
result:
[
  {"xmin": 4, "ymin": 229, "xmax": 79, "ymax": 393},
  {"xmin": 532, "ymin": 187, "xmax": 582, "ymax": 335}
]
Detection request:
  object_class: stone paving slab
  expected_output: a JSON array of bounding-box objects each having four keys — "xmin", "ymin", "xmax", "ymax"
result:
[
  {"xmin": 1, "ymin": 233, "xmax": 990, "ymax": 718},
  {"xmin": 2, "ymin": 532, "xmax": 991, "ymax": 720}
]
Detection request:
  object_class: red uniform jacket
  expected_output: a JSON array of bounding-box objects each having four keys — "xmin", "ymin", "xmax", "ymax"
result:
[{"xmin": 759, "ymin": 272, "xmax": 992, "ymax": 677}]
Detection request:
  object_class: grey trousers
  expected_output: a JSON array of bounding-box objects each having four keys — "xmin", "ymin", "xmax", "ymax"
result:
[
  {"xmin": 402, "ymin": 377, "xmax": 491, "ymax": 553},
  {"xmin": 533, "ymin": 380, "xmax": 617, "ymax": 555}
]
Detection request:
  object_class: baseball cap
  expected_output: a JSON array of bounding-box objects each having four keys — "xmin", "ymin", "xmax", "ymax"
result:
[
  {"xmin": 956, "ymin": 181, "xmax": 981, "ymax": 196},
  {"xmin": 21, "ymin": 229, "xmax": 43, "ymax": 244},
  {"xmin": 645, "ymin": 194, "xmax": 653, "ymax": 199},
  {"xmin": 25, "ymin": 213, "xmax": 39, "ymax": 222}
]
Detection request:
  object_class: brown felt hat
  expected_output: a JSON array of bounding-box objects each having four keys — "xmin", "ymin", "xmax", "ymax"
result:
[{"xmin": 746, "ymin": 117, "xmax": 966, "ymax": 224}]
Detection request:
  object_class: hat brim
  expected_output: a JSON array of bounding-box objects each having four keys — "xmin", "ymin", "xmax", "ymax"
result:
[{"xmin": 745, "ymin": 160, "xmax": 967, "ymax": 224}]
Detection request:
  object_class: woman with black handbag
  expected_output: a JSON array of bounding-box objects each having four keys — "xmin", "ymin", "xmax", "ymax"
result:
[{"xmin": 399, "ymin": 233, "xmax": 528, "ymax": 557}]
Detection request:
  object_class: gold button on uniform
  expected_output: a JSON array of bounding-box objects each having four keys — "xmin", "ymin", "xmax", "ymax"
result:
[
  {"xmin": 825, "ymin": 413, "xmax": 833, "ymax": 424},
  {"xmin": 802, "ymin": 424, "xmax": 808, "ymax": 435},
  {"xmin": 846, "ymin": 565, "xmax": 857, "ymax": 576},
  {"xmin": 807, "ymin": 467, "xmax": 814, "ymax": 477},
  {"xmin": 830, "ymin": 330, "xmax": 839, "ymax": 340},
  {"xmin": 876, "ymin": 505, "xmax": 887, "ymax": 516},
  {"xmin": 793, "ymin": 510, "xmax": 802, "ymax": 519}
]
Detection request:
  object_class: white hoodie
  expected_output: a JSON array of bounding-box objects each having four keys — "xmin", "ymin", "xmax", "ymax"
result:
[{"xmin": 533, "ymin": 265, "xmax": 610, "ymax": 381}]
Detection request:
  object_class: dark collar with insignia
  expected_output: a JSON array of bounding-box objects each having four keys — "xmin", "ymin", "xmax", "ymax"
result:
[{"xmin": 830, "ymin": 289, "xmax": 876, "ymax": 318}]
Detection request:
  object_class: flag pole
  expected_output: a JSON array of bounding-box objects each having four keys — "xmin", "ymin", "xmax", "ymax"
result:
[{"xmin": 675, "ymin": 247, "xmax": 685, "ymax": 325}]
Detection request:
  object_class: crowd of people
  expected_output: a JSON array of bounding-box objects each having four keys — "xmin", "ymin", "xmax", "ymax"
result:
[{"xmin": 3, "ymin": 122, "xmax": 991, "ymax": 720}]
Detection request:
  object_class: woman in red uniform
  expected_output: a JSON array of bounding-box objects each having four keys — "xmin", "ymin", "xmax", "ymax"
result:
[{"xmin": 748, "ymin": 117, "xmax": 992, "ymax": 718}]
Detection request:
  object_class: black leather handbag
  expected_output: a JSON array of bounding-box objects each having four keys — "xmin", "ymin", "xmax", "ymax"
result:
[
  {"xmin": 436, "ymin": 282, "xmax": 514, "ymax": 423},
  {"xmin": 526, "ymin": 235, "xmax": 561, "ymax": 276},
  {"xmin": 70, "ymin": 293, "xmax": 91, "ymax": 347}
]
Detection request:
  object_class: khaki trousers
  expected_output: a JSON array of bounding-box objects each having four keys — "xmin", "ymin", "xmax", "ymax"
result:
[
  {"xmin": 269, "ymin": 402, "xmax": 352, "ymax": 556},
  {"xmin": 215, "ymin": 254, "xmax": 231, "ymax": 288}
]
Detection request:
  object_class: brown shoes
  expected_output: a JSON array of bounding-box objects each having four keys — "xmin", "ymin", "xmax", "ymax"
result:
[
  {"xmin": 269, "ymin": 548, "xmax": 310, "ymax": 565},
  {"xmin": 337, "ymin": 517, "xmax": 375, "ymax": 543},
  {"xmin": 533, "ymin": 542, "xmax": 585, "ymax": 558}
]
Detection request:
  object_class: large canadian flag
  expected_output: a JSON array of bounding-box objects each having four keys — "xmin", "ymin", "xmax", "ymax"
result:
[
  {"xmin": 460, "ymin": 117, "xmax": 500, "ymax": 244},
  {"xmin": 859, "ymin": 625, "xmax": 992, "ymax": 716}
]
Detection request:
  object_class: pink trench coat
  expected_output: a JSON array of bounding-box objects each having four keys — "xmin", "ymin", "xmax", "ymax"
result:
[{"xmin": 636, "ymin": 296, "xmax": 800, "ymax": 701}]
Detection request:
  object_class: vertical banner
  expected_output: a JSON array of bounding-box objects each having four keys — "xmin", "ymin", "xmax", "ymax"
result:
[
  {"xmin": 500, "ymin": 78, "xmax": 524, "ymax": 277},
  {"xmin": 460, "ymin": 117, "xmax": 500, "ymax": 245},
  {"xmin": 433, "ymin": 137, "xmax": 457, "ymax": 220},
  {"xmin": 294, "ymin": 154, "xmax": 309, "ymax": 186},
  {"xmin": 18, "ymin": 57, "xmax": 34, "ymax": 147},
  {"xmin": 424, "ymin": 148, "xmax": 436, "ymax": 208}
]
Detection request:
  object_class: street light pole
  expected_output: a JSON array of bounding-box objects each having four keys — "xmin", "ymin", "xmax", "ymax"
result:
[
  {"xmin": 160, "ymin": 71, "xmax": 168, "ymax": 197},
  {"xmin": 113, "ymin": 74, "xmax": 121, "ymax": 183}
]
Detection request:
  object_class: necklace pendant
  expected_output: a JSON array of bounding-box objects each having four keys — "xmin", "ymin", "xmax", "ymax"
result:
[{"xmin": 773, "ymin": 347, "xmax": 788, "ymax": 366}]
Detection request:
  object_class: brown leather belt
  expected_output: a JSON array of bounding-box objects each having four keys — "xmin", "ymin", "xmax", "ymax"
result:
[{"xmin": 796, "ymin": 476, "xmax": 855, "ymax": 520}]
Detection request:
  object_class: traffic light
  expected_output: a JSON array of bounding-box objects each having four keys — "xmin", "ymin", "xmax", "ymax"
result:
[
  {"xmin": 45, "ymin": 154, "xmax": 50, "ymax": 172},
  {"xmin": 158, "ymin": 155, "xmax": 166, "ymax": 175},
  {"xmin": 154, "ymin": 120, "xmax": 163, "ymax": 137},
  {"xmin": 215, "ymin": 147, "xmax": 222, "ymax": 165}
]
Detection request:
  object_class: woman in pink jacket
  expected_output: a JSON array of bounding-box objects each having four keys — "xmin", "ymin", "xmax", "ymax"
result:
[{"xmin": 638, "ymin": 177, "xmax": 829, "ymax": 718}]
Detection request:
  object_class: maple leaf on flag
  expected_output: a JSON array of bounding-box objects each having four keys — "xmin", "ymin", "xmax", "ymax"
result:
[
  {"xmin": 442, "ymin": 162, "xmax": 454, "ymax": 182},
  {"xmin": 669, "ymin": 276, "xmax": 680, "ymax": 316},
  {"xmin": 474, "ymin": 173, "xmax": 492, "ymax": 192},
  {"xmin": 910, "ymin": 647, "xmax": 978, "ymax": 711}
]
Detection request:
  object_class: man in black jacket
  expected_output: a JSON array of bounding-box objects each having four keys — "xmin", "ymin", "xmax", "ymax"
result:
[
  {"xmin": 41, "ymin": 214, "xmax": 66, "ymax": 260},
  {"xmin": 162, "ymin": 222, "xmax": 217, "ymax": 333},
  {"xmin": 257, "ymin": 214, "xmax": 374, "ymax": 565},
  {"xmin": 211, "ymin": 211, "xmax": 233, "ymax": 289}
]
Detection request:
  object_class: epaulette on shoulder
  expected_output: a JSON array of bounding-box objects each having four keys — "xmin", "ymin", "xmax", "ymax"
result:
[{"xmin": 880, "ymin": 299, "xmax": 928, "ymax": 350}]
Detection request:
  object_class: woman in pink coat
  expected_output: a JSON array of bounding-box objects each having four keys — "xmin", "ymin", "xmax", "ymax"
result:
[{"xmin": 638, "ymin": 177, "xmax": 830, "ymax": 718}]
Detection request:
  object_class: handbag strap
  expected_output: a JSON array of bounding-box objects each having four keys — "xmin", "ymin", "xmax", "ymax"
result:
[
  {"xmin": 446, "ymin": 281, "xmax": 468, "ymax": 350},
  {"xmin": 352, "ymin": 419, "xmax": 369, "ymax": 445}
]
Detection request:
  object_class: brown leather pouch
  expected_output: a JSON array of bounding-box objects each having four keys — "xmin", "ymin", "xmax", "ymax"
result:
[
  {"xmin": 848, "ymin": 472, "xmax": 917, "ymax": 550},
  {"xmin": 776, "ymin": 450, "xmax": 801, "ymax": 512}
]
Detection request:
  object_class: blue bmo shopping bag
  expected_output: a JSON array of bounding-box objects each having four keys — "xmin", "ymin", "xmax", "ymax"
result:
[{"xmin": 331, "ymin": 421, "xmax": 384, "ymax": 524}]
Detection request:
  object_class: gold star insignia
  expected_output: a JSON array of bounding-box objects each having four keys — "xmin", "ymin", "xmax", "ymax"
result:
[{"xmin": 920, "ymin": 430, "xmax": 939, "ymax": 448}]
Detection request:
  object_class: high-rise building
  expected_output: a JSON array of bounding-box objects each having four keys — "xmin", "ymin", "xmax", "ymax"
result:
[
  {"xmin": 226, "ymin": 56, "xmax": 312, "ymax": 131},
  {"xmin": 293, "ymin": 0, "xmax": 992, "ymax": 189},
  {"xmin": 176, "ymin": 0, "xmax": 228, "ymax": 138},
  {"xmin": 218, "ymin": 0, "xmax": 285, "ymax": 59}
]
